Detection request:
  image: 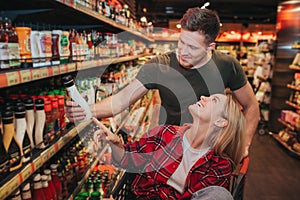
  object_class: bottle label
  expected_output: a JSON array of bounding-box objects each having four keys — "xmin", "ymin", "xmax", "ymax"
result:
[
  {"xmin": 0, "ymin": 42, "xmax": 9, "ymax": 69},
  {"xmin": 8, "ymin": 43, "xmax": 21, "ymax": 67}
]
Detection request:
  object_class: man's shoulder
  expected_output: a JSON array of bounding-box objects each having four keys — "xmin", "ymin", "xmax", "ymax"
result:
[
  {"xmin": 148, "ymin": 51, "xmax": 176, "ymax": 65},
  {"xmin": 212, "ymin": 50, "xmax": 237, "ymax": 63}
]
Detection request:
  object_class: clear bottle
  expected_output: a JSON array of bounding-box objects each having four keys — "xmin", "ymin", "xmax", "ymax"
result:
[
  {"xmin": 62, "ymin": 75, "xmax": 92, "ymax": 122},
  {"xmin": 15, "ymin": 104, "xmax": 32, "ymax": 163}
]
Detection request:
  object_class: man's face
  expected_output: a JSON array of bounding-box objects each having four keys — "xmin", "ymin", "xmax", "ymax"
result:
[{"xmin": 177, "ymin": 29, "xmax": 210, "ymax": 69}]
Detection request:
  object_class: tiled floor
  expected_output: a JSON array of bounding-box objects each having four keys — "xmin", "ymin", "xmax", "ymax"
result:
[{"xmin": 244, "ymin": 133, "xmax": 300, "ymax": 200}]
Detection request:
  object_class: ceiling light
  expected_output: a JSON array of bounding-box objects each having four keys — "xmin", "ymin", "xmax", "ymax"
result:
[{"xmin": 201, "ymin": 2, "xmax": 210, "ymax": 9}]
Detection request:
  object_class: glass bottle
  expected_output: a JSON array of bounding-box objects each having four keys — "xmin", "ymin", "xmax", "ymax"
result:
[
  {"xmin": 2, "ymin": 110, "xmax": 22, "ymax": 171},
  {"xmin": 34, "ymin": 98, "xmax": 46, "ymax": 149},
  {"xmin": 42, "ymin": 174, "xmax": 55, "ymax": 200},
  {"xmin": 15, "ymin": 104, "xmax": 32, "ymax": 163},
  {"xmin": 51, "ymin": 97, "xmax": 60, "ymax": 136},
  {"xmin": 33, "ymin": 174, "xmax": 47, "ymax": 200},
  {"xmin": 62, "ymin": 75, "xmax": 92, "ymax": 122},
  {"xmin": 44, "ymin": 169, "xmax": 57, "ymax": 200},
  {"xmin": 50, "ymin": 164, "xmax": 62, "ymax": 200},
  {"xmin": 0, "ymin": 112, "xmax": 10, "ymax": 178},
  {"xmin": 24, "ymin": 98, "xmax": 35, "ymax": 149},
  {"xmin": 21, "ymin": 182, "xmax": 33, "ymax": 200}
]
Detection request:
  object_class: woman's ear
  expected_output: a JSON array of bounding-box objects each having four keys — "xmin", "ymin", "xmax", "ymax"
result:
[{"xmin": 214, "ymin": 118, "xmax": 228, "ymax": 128}]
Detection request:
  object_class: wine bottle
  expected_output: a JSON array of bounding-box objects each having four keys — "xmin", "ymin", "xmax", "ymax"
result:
[
  {"xmin": 34, "ymin": 98, "xmax": 46, "ymax": 149},
  {"xmin": 24, "ymin": 98, "xmax": 35, "ymax": 148}
]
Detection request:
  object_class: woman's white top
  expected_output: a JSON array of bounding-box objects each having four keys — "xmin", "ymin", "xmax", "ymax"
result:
[{"xmin": 167, "ymin": 134, "xmax": 209, "ymax": 194}]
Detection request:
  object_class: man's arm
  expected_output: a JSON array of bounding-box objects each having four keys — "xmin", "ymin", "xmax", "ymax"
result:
[
  {"xmin": 66, "ymin": 78, "xmax": 148, "ymax": 122},
  {"xmin": 92, "ymin": 78, "xmax": 149, "ymax": 118},
  {"xmin": 232, "ymin": 81, "xmax": 260, "ymax": 155}
]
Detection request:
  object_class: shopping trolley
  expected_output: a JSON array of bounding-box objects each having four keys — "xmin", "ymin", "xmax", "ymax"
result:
[
  {"xmin": 111, "ymin": 156, "xmax": 250, "ymax": 200},
  {"xmin": 229, "ymin": 156, "xmax": 250, "ymax": 200}
]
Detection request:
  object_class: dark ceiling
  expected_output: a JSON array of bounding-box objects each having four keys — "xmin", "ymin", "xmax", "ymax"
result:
[{"xmin": 135, "ymin": 0, "xmax": 284, "ymax": 27}]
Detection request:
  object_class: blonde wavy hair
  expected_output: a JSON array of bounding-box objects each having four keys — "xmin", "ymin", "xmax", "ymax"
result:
[{"xmin": 213, "ymin": 93, "xmax": 246, "ymax": 167}]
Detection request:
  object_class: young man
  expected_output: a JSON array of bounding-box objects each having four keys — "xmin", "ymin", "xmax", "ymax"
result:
[{"xmin": 66, "ymin": 7, "xmax": 259, "ymax": 155}]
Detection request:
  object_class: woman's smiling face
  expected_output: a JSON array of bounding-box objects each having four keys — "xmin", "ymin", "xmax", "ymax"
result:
[{"xmin": 189, "ymin": 94, "xmax": 227, "ymax": 123}]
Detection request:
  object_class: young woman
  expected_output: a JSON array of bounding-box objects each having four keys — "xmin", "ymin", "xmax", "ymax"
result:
[{"xmin": 93, "ymin": 93, "xmax": 245, "ymax": 200}]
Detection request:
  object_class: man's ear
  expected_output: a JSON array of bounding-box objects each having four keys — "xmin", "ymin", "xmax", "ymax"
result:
[
  {"xmin": 214, "ymin": 118, "xmax": 228, "ymax": 128},
  {"xmin": 207, "ymin": 42, "xmax": 216, "ymax": 51}
]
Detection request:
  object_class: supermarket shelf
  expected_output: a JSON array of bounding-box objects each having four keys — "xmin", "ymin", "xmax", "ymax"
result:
[
  {"xmin": 277, "ymin": 118, "xmax": 295, "ymax": 131},
  {"xmin": 0, "ymin": 54, "xmax": 148, "ymax": 89},
  {"xmin": 272, "ymin": 133, "xmax": 300, "ymax": 158},
  {"xmin": 0, "ymin": 120, "xmax": 91, "ymax": 200},
  {"xmin": 292, "ymin": 45, "xmax": 300, "ymax": 49},
  {"xmin": 289, "ymin": 65, "xmax": 300, "ymax": 70},
  {"xmin": 69, "ymin": 144, "xmax": 109, "ymax": 199},
  {"xmin": 55, "ymin": 0, "xmax": 154, "ymax": 42},
  {"xmin": 285, "ymin": 100, "xmax": 300, "ymax": 110},
  {"xmin": 287, "ymin": 84, "xmax": 300, "ymax": 91}
]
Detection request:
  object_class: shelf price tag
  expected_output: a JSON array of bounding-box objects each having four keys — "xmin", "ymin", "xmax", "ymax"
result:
[
  {"xmin": 77, "ymin": 62, "xmax": 83, "ymax": 70},
  {"xmin": 0, "ymin": 176, "xmax": 20, "ymax": 199},
  {"xmin": 40, "ymin": 67, "xmax": 49, "ymax": 78},
  {"xmin": 6, "ymin": 72, "xmax": 20, "ymax": 86},
  {"xmin": 21, "ymin": 164, "xmax": 33, "ymax": 181},
  {"xmin": 34, "ymin": 156, "xmax": 44, "ymax": 170},
  {"xmin": 59, "ymin": 64, "xmax": 68, "ymax": 74},
  {"xmin": 68, "ymin": 63, "xmax": 76, "ymax": 72},
  {"xmin": 20, "ymin": 70, "xmax": 32, "ymax": 83},
  {"xmin": 32, "ymin": 69, "xmax": 41, "ymax": 80},
  {"xmin": 0, "ymin": 73, "xmax": 8, "ymax": 88},
  {"xmin": 52, "ymin": 66, "xmax": 60, "ymax": 76}
]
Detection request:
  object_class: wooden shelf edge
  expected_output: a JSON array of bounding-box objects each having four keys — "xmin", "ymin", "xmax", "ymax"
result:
[
  {"xmin": 272, "ymin": 134, "xmax": 300, "ymax": 158},
  {"xmin": 277, "ymin": 118, "xmax": 295, "ymax": 131}
]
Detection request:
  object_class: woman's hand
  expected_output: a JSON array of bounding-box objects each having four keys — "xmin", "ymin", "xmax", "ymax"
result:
[
  {"xmin": 92, "ymin": 117, "xmax": 122, "ymax": 147},
  {"xmin": 92, "ymin": 117, "xmax": 125, "ymax": 163}
]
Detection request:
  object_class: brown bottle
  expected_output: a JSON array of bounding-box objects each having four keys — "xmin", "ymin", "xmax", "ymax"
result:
[
  {"xmin": 2, "ymin": 110, "xmax": 23, "ymax": 171},
  {"xmin": 0, "ymin": 113, "xmax": 10, "ymax": 178},
  {"xmin": 0, "ymin": 16, "xmax": 9, "ymax": 69}
]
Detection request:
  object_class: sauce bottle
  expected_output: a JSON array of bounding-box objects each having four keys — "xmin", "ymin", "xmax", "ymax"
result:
[
  {"xmin": 21, "ymin": 183, "xmax": 33, "ymax": 200},
  {"xmin": 33, "ymin": 174, "xmax": 47, "ymax": 200},
  {"xmin": 50, "ymin": 164, "xmax": 62, "ymax": 200},
  {"xmin": 15, "ymin": 26, "xmax": 32, "ymax": 68},
  {"xmin": 0, "ymin": 113, "xmax": 10, "ymax": 178},
  {"xmin": 24, "ymin": 98, "xmax": 35, "ymax": 148},
  {"xmin": 44, "ymin": 169, "xmax": 57, "ymax": 200},
  {"xmin": 15, "ymin": 104, "xmax": 32, "ymax": 163},
  {"xmin": 34, "ymin": 98, "xmax": 46, "ymax": 149},
  {"xmin": 62, "ymin": 75, "xmax": 92, "ymax": 122},
  {"xmin": 0, "ymin": 17, "xmax": 9, "ymax": 69},
  {"xmin": 2, "ymin": 110, "xmax": 22, "ymax": 171}
]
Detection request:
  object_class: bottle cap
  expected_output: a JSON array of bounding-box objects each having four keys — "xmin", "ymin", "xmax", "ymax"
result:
[
  {"xmin": 21, "ymin": 183, "xmax": 30, "ymax": 191},
  {"xmin": 62, "ymin": 75, "xmax": 74, "ymax": 87},
  {"xmin": 35, "ymin": 98, "xmax": 44, "ymax": 110},
  {"xmin": 24, "ymin": 98, "xmax": 34, "ymax": 109},
  {"xmin": 33, "ymin": 173, "xmax": 41, "ymax": 182},
  {"xmin": 44, "ymin": 169, "xmax": 51, "ymax": 175}
]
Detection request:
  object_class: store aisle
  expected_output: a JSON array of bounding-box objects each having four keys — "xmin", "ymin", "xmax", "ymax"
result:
[{"xmin": 244, "ymin": 133, "xmax": 300, "ymax": 200}]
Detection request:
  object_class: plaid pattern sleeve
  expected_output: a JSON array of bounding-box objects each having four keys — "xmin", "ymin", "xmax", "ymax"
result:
[{"xmin": 118, "ymin": 124, "xmax": 232, "ymax": 200}]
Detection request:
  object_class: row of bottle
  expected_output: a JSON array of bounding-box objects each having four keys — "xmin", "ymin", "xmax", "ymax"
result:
[
  {"xmin": 0, "ymin": 17, "xmax": 132, "ymax": 70},
  {"xmin": 76, "ymin": 0, "xmax": 133, "ymax": 29},
  {"xmin": 4, "ymin": 117, "xmax": 107, "ymax": 200},
  {"xmin": 0, "ymin": 93, "xmax": 67, "ymax": 175}
]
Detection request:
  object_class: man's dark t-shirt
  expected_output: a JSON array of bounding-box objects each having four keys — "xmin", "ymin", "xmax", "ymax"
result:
[{"xmin": 136, "ymin": 50, "xmax": 247, "ymax": 125}]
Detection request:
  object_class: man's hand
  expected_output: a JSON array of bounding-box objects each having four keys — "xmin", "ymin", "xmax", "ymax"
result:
[{"xmin": 65, "ymin": 101, "xmax": 86, "ymax": 123}]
